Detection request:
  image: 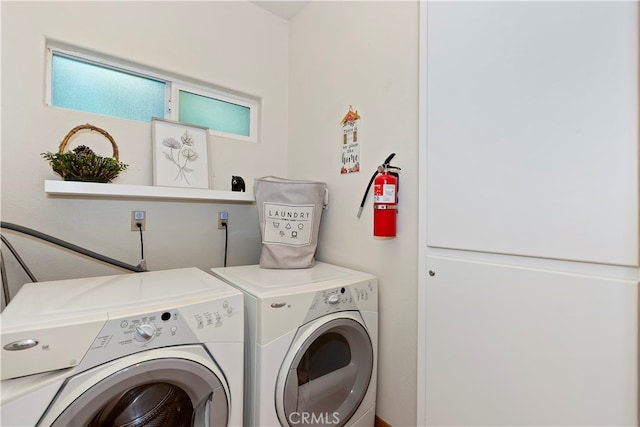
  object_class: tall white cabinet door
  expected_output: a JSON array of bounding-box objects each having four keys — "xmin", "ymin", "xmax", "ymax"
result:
[
  {"xmin": 426, "ymin": 1, "xmax": 638, "ymax": 266},
  {"xmin": 425, "ymin": 255, "xmax": 638, "ymax": 426}
]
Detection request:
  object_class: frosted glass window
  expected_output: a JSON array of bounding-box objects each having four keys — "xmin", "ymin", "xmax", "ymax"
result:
[
  {"xmin": 51, "ymin": 54, "xmax": 166, "ymax": 122},
  {"xmin": 47, "ymin": 43, "xmax": 259, "ymax": 142},
  {"xmin": 178, "ymin": 90, "xmax": 251, "ymax": 137}
]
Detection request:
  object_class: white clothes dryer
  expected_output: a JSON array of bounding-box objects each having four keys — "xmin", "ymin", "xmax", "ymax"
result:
[
  {"xmin": 1, "ymin": 267, "xmax": 244, "ymax": 427},
  {"xmin": 211, "ymin": 262, "xmax": 378, "ymax": 427}
]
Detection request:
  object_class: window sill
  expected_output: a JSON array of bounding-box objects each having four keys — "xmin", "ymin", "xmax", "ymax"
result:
[{"xmin": 44, "ymin": 180, "xmax": 255, "ymax": 203}]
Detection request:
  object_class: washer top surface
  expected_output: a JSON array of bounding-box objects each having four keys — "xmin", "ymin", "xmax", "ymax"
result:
[
  {"xmin": 211, "ymin": 262, "xmax": 375, "ymax": 298},
  {"xmin": 2, "ymin": 267, "xmax": 239, "ymax": 327}
]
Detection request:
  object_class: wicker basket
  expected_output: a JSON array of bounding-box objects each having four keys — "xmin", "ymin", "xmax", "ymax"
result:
[{"xmin": 42, "ymin": 124, "xmax": 128, "ymax": 183}]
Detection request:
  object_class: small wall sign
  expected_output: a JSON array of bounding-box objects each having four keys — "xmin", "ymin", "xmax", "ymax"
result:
[{"xmin": 340, "ymin": 107, "xmax": 361, "ymax": 174}]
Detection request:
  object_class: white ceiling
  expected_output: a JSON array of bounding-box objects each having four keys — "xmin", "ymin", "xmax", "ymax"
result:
[{"xmin": 250, "ymin": 1, "xmax": 311, "ymax": 21}]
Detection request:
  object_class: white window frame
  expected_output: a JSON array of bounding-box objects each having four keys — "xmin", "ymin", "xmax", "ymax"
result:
[{"xmin": 45, "ymin": 42, "xmax": 259, "ymax": 143}]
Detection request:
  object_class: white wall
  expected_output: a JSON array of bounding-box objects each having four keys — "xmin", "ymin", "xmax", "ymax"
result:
[
  {"xmin": 1, "ymin": 2, "xmax": 290, "ymax": 299},
  {"xmin": 288, "ymin": 2, "xmax": 419, "ymax": 426},
  {"xmin": 2, "ymin": 2, "xmax": 421, "ymax": 425}
]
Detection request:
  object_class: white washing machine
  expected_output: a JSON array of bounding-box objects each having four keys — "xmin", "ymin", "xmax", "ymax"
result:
[
  {"xmin": 211, "ymin": 262, "xmax": 378, "ymax": 427},
  {"xmin": 0, "ymin": 267, "xmax": 244, "ymax": 427}
]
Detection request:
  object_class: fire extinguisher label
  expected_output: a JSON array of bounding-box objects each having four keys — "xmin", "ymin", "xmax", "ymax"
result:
[
  {"xmin": 263, "ymin": 203, "xmax": 314, "ymax": 246},
  {"xmin": 373, "ymin": 184, "xmax": 396, "ymax": 204}
]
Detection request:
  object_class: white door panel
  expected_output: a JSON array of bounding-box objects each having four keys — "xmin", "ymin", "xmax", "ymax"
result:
[
  {"xmin": 425, "ymin": 256, "xmax": 638, "ymax": 426},
  {"xmin": 426, "ymin": 1, "xmax": 638, "ymax": 266}
]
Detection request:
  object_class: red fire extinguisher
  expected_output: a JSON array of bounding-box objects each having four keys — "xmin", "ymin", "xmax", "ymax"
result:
[
  {"xmin": 373, "ymin": 165, "xmax": 398, "ymax": 238},
  {"xmin": 357, "ymin": 153, "xmax": 401, "ymax": 238}
]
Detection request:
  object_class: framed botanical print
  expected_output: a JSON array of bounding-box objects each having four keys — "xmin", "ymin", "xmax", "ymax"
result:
[{"xmin": 152, "ymin": 118, "xmax": 210, "ymax": 189}]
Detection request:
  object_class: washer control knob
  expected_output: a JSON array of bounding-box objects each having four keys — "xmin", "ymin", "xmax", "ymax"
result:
[
  {"xmin": 327, "ymin": 294, "xmax": 340, "ymax": 305},
  {"xmin": 134, "ymin": 324, "xmax": 156, "ymax": 342}
]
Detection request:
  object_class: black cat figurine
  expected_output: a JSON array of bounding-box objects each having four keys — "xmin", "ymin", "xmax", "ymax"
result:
[{"xmin": 231, "ymin": 175, "xmax": 246, "ymax": 192}]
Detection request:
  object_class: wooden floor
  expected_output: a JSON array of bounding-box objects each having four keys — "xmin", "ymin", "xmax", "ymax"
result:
[{"xmin": 375, "ymin": 415, "xmax": 392, "ymax": 427}]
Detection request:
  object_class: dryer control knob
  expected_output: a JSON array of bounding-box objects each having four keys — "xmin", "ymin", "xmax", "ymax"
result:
[
  {"xmin": 134, "ymin": 324, "xmax": 156, "ymax": 342},
  {"xmin": 327, "ymin": 294, "xmax": 340, "ymax": 305}
]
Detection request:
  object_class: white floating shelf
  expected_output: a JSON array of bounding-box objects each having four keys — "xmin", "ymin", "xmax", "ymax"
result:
[{"xmin": 45, "ymin": 180, "xmax": 255, "ymax": 203}]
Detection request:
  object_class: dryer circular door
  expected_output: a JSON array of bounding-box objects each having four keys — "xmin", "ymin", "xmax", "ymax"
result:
[
  {"xmin": 275, "ymin": 312, "xmax": 374, "ymax": 427},
  {"xmin": 38, "ymin": 345, "xmax": 230, "ymax": 427}
]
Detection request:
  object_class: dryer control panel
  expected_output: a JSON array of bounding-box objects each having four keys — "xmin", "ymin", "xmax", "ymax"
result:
[{"xmin": 303, "ymin": 279, "xmax": 377, "ymax": 324}]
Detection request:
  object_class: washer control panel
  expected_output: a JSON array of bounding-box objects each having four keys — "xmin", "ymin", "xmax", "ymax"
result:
[
  {"xmin": 77, "ymin": 296, "xmax": 241, "ymax": 372},
  {"xmin": 115, "ymin": 312, "xmax": 171, "ymax": 346}
]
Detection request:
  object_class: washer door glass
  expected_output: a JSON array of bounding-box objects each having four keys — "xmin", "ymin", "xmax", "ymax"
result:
[
  {"xmin": 279, "ymin": 316, "xmax": 373, "ymax": 427},
  {"xmin": 87, "ymin": 382, "xmax": 194, "ymax": 427},
  {"xmin": 49, "ymin": 357, "xmax": 228, "ymax": 427}
]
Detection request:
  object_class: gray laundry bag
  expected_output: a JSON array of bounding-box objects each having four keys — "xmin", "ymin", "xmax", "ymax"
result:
[{"xmin": 254, "ymin": 176, "xmax": 328, "ymax": 269}]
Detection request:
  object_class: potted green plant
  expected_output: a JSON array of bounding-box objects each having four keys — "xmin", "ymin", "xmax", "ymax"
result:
[{"xmin": 42, "ymin": 124, "xmax": 128, "ymax": 183}]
